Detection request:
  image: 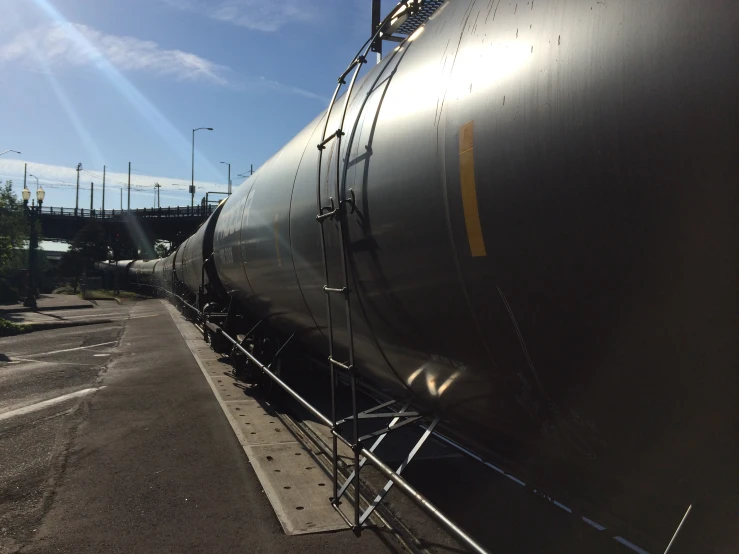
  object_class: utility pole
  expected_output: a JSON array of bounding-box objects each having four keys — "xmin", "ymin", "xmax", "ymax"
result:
[
  {"xmin": 220, "ymin": 161, "xmax": 231, "ymax": 195},
  {"xmin": 154, "ymin": 182, "xmax": 161, "ymax": 208},
  {"xmin": 250, "ymin": 163, "xmax": 253, "ymax": 175},
  {"xmin": 120, "ymin": 188, "xmax": 123, "ymax": 210},
  {"xmin": 75, "ymin": 163, "xmax": 82, "ymax": 214},
  {"xmin": 102, "ymin": 165, "xmax": 106, "ymax": 211},
  {"xmin": 90, "ymin": 182, "xmax": 94, "ymax": 211},
  {"xmin": 127, "ymin": 161, "xmax": 131, "ymax": 210},
  {"xmin": 23, "ymin": 163, "xmax": 27, "ymax": 191}
]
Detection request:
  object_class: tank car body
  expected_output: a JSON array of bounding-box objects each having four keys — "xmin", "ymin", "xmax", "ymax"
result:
[
  {"xmin": 183, "ymin": 0, "xmax": 735, "ymax": 544},
  {"xmin": 153, "ymin": 257, "xmax": 166, "ymax": 291},
  {"xmin": 94, "ymin": 260, "xmax": 118, "ymax": 290},
  {"xmin": 129, "ymin": 259, "xmax": 160, "ymax": 291},
  {"xmin": 175, "ymin": 200, "xmax": 228, "ymax": 303},
  {"xmin": 114, "ymin": 260, "xmax": 135, "ymax": 289},
  {"xmin": 160, "ymin": 249, "xmax": 177, "ymax": 293}
]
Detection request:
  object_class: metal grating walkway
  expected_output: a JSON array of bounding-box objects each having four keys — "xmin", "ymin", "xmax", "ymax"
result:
[{"xmin": 395, "ymin": 0, "xmax": 445, "ymax": 36}]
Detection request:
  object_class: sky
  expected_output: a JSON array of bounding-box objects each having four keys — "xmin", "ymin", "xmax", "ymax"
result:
[{"xmin": 0, "ymin": 0, "xmax": 380, "ymax": 211}]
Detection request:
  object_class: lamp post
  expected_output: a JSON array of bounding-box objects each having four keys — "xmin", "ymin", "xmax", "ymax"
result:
[
  {"xmin": 191, "ymin": 127, "xmax": 213, "ymax": 208},
  {"xmin": 22, "ymin": 186, "xmax": 45, "ymax": 309},
  {"xmin": 0, "ymin": 149, "xmax": 21, "ymax": 156},
  {"xmin": 28, "ymin": 174, "xmax": 39, "ymax": 189},
  {"xmin": 220, "ymin": 161, "xmax": 231, "ymax": 195}
]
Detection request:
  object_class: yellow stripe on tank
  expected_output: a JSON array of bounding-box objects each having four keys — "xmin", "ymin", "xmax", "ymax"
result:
[{"xmin": 459, "ymin": 121, "xmax": 487, "ymax": 257}]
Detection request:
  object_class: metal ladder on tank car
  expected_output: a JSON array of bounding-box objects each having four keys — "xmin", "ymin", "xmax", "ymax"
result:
[{"xmin": 314, "ymin": 0, "xmax": 450, "ymax": 533}]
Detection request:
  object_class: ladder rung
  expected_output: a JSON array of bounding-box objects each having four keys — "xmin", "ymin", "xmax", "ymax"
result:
[
  {"xmin": 323, "ymin": 286, "xmax": 348, "ymax": 294},
  {"xmin": 338, "ymin": 55, "xmax": 367, "ymax": 83},
  {"xmin": 328, "ymin": 357, "xmax": 352, "ymax": 371},
  {"xmin": 316, "ymin": 208, "xmax": 339, "ymax": 222},
  {"xmin": 318, "ymin": 129, "xmax": 344, "ymax": 150}
]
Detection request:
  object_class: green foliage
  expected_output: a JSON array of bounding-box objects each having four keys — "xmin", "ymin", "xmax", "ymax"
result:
[
  {"xmin": 0, "ymin": 318, "xmax": 30, "ymax": 337},
  {"xmin": 0, "ymin": 182, "xmax": 29, "ymax": 273},
  {"xmin": 154, "ymin": 241, "xmax": 170, "ymax": 259},
  {"xmin": 52, "ymin": 284, "xmax": 77, "ymax": 295}
]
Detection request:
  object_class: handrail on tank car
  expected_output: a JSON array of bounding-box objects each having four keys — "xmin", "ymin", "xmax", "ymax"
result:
[
  {"xmin": 172, "ymin": 285, "xmax": 487, "ymax": 553},
  {"xmin": 203, "ymin": 321, "xmax": 489, "ymax": 554}
]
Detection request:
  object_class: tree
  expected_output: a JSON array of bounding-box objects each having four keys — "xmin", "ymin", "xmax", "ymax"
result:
[
  {"xmin": 59, "ymin": 220, "xmax": 109, "ymax": 292},
  {"xmin": 0, "ymin": 181, "xmax": 29, "ymax": 273},
  {"xmin": 0, "ymin": 182, "xmax": 31, "ymax": 302},
  {"xmin": 154, "ymin": 240, "xmax": 170, "ymax": 258}
]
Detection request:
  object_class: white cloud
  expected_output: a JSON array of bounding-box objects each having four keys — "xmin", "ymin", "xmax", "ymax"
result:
[
  {"xmin": 163, "ymin": 0, "xmax": 316, "ymax": 32},
  {"xmin": 0, "ymin": 22, "xmax": 229, "ymax": 85},
  {"xmin": 0, "ymin": 20, "xmax": 327, "ymax": 102},
  {"xmin": 238, "ymin": 76, "xmax": 328, "ymax": 103}
]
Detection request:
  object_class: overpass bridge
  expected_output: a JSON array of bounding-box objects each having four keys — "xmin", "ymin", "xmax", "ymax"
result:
[{"xmin": 38, "ymin": 205, "xmax": 215, "ymax": 255}]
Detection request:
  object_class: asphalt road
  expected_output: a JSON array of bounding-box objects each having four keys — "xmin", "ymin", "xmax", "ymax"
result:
[{"xmin": 0, "ymin": 308, "xmax": 133, "ymax": 553}]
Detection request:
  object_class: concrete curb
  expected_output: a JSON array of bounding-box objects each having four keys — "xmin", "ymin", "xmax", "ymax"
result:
[
  {"xmin": 0, "ymin": 303, "xmax": 94, "ymax": 314},
  {"xmin": 23, "ymin": 318, "xmax": 115, "ymax": 332}
]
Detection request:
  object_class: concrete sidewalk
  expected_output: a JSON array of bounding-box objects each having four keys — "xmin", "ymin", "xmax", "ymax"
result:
[{"xmin": 0, "ymin": 293, "xmax": 93, "ymax": 314}]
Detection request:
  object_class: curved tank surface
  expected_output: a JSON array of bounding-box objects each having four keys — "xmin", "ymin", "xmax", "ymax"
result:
[
  {"xmin": 205, "ymin": 0, "xmax": 737, "ymax": 545},
  {"xmin": 129, "ymin": 259, "xmax": 159, "ymax": 289},
  {"xmin": 177, "ymin": 200, "xmax": 228, "ymax": 300},
  {"xmin": 115, "ymin": 260, "xmax": 135, "ymax": 288}
]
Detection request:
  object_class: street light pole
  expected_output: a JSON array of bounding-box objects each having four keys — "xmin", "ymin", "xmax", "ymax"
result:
[
  {"xmin": 191, "ymin": 127, "xmax": 213, "ymax": 208},
  {"xmin": 28, "ymin": 174, "xmax": 39, "ymax": 189},
  {"xmin": 220, "ymin": 161, "xmax": 231, "ymax": 195},
  {"xmin": 102, "ymin": 165, "xmax": 106, "ymax": 212},
  {"xmin": 22, "ymin": 186, "xmax": 45, "ymax": 309},
  {"xmin": 75, "ymin": 162, "xmax": 82, "ymax": 215},
  {"xmin": 0, "ymin": 149, "xmax": 21, "ymax": 156}
]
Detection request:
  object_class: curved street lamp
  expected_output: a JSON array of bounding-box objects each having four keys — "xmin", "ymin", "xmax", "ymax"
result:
[
  {"xmin": 0, "ymin": 149, "xmax": 21, "ymax": 156},
  {"xmin": 191, "ymin": 127, "xmax": 213, "ymax": 208},
  {"xmin": 28, "ymin": 174, "xmax": 39, "ymax": 189}
]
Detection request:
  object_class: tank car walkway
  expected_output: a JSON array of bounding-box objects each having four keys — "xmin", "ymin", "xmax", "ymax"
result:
[{"xmin": 2, "ymin": 299, "xmax": 395, "ymax": 554}]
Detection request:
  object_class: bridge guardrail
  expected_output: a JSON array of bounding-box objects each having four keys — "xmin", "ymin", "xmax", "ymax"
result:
[{"xmin": 39, "ymin": 205, "xmax": 215, "ymax": 219}]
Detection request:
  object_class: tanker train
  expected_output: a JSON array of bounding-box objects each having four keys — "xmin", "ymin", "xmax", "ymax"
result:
[{"xmin": 99, "ymin": 0, "xmax": 737, "ymax": 551}]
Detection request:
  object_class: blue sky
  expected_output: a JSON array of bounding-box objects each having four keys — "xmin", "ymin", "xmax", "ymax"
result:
[{"xmin": 0, "ymin": 0, "xmax": 377, "ymax": 210}]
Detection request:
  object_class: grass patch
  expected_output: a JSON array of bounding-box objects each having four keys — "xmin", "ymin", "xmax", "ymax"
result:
[{"xmin": 0, "ymin": 318, "xmax": 30, "ymax": 337}]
